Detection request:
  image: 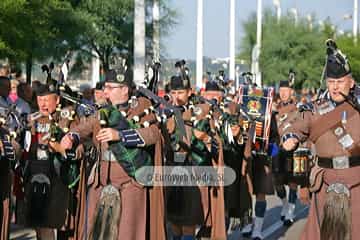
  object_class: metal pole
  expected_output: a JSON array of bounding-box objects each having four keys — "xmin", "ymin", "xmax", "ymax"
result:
[
  {"xmin": 196, "ymin": 0, "xmax": 203, "ymax": 90},
  {"xmin": 255, "ymin": 0, "xmax": 262, "ymax": 86},
  {"xmin": 229, "ymin": 0, "xmax": 235, "ymax": 81},
  {"xmin": 153, "ymin": 0, "xmax": 160, "ymax": 62},
  {"xmin": 134, "ymin": 0, "xmax": 146, "ymax": 87},
  {"xmin": 354, "ymin": 0, "xmax": 358, "ymax": 45},
  {"xmin": 91, "ymin": 50, "xmax": 100, "ymax": 87}
]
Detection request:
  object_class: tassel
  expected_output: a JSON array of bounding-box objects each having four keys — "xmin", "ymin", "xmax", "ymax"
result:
[
  {"xmin": 88, "ymin": 185, "xmax": 121, "ymax": 240},
  {"xmin": 102, "ymin": 206, "xmax": 113, "ymax": 239},
  {"xmin": 320, "ymin": 190, "xmax": 351, "ymax": 240},
  {"xmin": 89, "ymin": 203, "xmax": 104, "ymax": 240}
]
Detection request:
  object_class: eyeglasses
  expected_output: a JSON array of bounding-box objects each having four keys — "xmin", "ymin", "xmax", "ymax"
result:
[{"xmin": 103, "ymin": 85, "xmax": 125, "ymax": 90}]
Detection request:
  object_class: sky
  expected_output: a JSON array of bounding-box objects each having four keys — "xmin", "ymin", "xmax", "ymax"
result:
[{"xmin": 162, "ymin": 0, "xmax": 357, "ymax": 59}]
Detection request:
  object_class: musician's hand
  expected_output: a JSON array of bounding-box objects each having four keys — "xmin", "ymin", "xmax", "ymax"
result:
[
  {"xmin": 193, "ymin": 129, "xmax": 208, "ymax": 141},
  {"xmin": 299, "ymin": 187, "xmax": 310, "ymax": 205},
  {"xmin": 96, "ymin": 128, "xmax": 120, "ymax": 143},
  {"xmin": 60, "ymin": 134, "xmax": 74, "ymax": 150},
  {"xmin": 49, "ymin": 141, "xmax": 66, "ymax": 156},
  {"xmin": 283, "ymin": 138, "xmax": 298, "ymax": 151}
]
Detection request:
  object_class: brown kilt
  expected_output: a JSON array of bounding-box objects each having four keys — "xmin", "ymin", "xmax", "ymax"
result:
[
  {"xmin": 85, "ymin": 161, "xmax": 146, "ymax": 240},
  {"xmin": 301, "ymin": 166, "xmax": 360, "ymax": 240}
]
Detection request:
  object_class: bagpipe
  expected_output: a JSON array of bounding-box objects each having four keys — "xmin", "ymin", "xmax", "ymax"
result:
[
  {"xmin": 0, "ymin": 101, "xmax": 28, "ymax": 141},
  {"xmin": 341, "ymin": 85, "xmax": 360, "ymax": 113}
]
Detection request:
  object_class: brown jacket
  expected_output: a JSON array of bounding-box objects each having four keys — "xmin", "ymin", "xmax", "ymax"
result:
[
  {"xmin": 283, "ymin": 100, "xmax": 360, "ymax": 157},
  {"xmin": 71, "ymin": 97, "xmax": 165, "ymax": 240},
  {"xmin": 275, "ymin": 101, "xmax": 298, "ymax": 139},
  {"xmin": 283, "ymin": 99, "xmax": 360, "ymax": 240}
]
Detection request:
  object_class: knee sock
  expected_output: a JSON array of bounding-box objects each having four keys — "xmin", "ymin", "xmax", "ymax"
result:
[
  {"xmin": 289, "ymin": 188, "xmax": 297, "ymax": 204},
  {"xmin": 255, "ymin": 200, "xmax": 267, "ymax": 218},
  {"xmin": 276, "ymin": 185, "xmax": 286, "ymax": 199},
  {"xmin": 253, "ymin": 201, "xmax": 266, "ymax": 239}
]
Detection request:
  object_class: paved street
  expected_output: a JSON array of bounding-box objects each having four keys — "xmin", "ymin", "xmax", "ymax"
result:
[
  {"xmin": 227, "ymin": 195, "xmax": 308, "ymax": 240},
  {"xmin": 10, "ymin": 195, "xmax": 309, "ymax": 240}
]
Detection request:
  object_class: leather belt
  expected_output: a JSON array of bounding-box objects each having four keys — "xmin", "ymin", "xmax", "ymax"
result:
[{"xmin": 317, "ymin": 156, "xmax": 360, "ymax": 169}]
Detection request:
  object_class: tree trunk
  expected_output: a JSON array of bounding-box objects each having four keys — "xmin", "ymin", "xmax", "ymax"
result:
[
  {"xmin": 103, "ymin": 56, "xmax": 109, "ymax": 71},
  {"xmin": 26, "ymin": 54, "xmax": 33, "ymax": 84}
]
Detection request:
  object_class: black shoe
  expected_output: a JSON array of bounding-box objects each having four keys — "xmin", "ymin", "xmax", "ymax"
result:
[
  {"xmin": 283, "ymin": 219, "xmax": 294, "ymax": 227},
  {"xmin": 280, "ymin": 215, "xmax": 285, "ymax": 221}
]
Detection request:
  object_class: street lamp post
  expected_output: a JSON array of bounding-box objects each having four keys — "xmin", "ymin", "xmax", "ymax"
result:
[
  {"xmin": 229, "ymin": 0, "xmax": 235, "ymax": 81},
  {"xmin": 253, "ymin": 0, "xmax": 262, "ymax": 86},
  {"xmin": 196, "ymin": 0, "xmax": 203, "ymax": 91},
  {"xmin": 153, "ymin": 0, "xmax": 160, "ymax": 62},
  {"xmin": 134, "ymin": 0, "xmax": 146, "ymax": 87},
  {"xmin": 354, "ymin": 0, "xmax": 358, "ymax": 44}
]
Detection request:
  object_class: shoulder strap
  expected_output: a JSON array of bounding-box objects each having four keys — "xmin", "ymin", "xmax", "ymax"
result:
[
  {"xmin": 309, "ymin": 102, "xmax": 357, "ymax": 142},
  {"xmin": 278, "ymin": 104, "xmax": 297, "ymax": 116}
]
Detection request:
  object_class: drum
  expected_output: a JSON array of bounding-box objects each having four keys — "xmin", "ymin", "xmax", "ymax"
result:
[{"xmin": 288, "ymin": 148, "xmax": 313, "ymax": 184}]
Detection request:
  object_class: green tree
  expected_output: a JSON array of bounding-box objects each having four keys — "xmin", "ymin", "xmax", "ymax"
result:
[
  {"xmin": 0, "ymin": 0, "xmax": 177, "ymax": 82},
  {"xmin": 0, "ymin": 0, "xmax": 87, "ymax": 83},
  {"xmin": 75, "ymin": 0, "xmax": 177, "ymax": 71},
  {"xmin": 239, "ymin": 9, "xmax": 329, "ymax": 89},
  {"xmin": 336, "ymin": 37, "xmax": 360, "ymax": 82}
]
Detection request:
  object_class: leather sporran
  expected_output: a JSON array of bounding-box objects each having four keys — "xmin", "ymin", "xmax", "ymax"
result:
[
  {"xmin": 88, "ymin": 184, "xmax": 121, "ymax": 240},
  {"xmin": 28, "ymin": 173, "xmax": 51, "ymax": 225}
]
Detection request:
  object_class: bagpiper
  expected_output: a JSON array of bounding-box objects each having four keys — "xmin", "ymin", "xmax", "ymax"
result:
[
  {"xmin": 165, "ymin": 68, "xmax": 226, "ymax": 240},
  {"xmin": 273, "ymin": 78, "xmax": 313, "ymax": 226},
  {"xmin": 16, "ymin": 82, "xmax": 84, "ymax": 240},
  {"xmin": 282, "ymin": 39, "xmax": 360, "ymax": 240},
  {"xmin": 59, "ymin": 68, "xmax": 166, "ymax": 240}
]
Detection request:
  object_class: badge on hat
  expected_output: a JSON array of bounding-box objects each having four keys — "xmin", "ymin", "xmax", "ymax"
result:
[{"xmin": 116, "ymin": 74, "xmax": 125, "ymax": 83}]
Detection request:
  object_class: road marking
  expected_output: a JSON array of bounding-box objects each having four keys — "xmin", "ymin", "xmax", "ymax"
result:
[{"xmin": 263, "ymin": 206, "xmax": 309, "ymax": 239}]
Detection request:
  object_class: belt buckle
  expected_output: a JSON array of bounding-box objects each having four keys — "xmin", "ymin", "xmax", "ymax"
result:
[
  {"xmin": 332, "ymin": 156, "xmax": 349, "ymax": 169},
  {"xmin": 37, "ymin": 148, "xmax": 49, "ymax": 161}
]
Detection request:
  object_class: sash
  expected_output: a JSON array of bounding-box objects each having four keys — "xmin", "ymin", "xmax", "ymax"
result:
[
  {"xmin": 278, "ymin": 103, "xmax": 297, "ymax": 116},
  {"xmin": 309, "ymin": 102, "xmax": 357, "ymax": 142}
]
